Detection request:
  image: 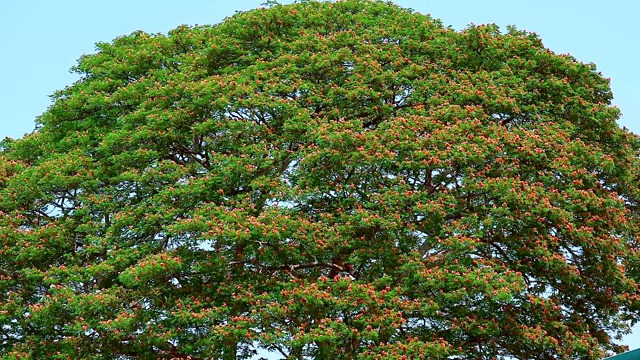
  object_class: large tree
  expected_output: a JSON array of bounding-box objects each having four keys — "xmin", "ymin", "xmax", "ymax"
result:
[{"xmin": 1, "ymin": 0, "xmax": 639, "ymax": 359}]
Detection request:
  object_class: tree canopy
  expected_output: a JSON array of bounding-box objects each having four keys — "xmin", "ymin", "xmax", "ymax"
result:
[{"xmin": 1, "ymin": 0, "xmax": 640, "ymax": 359}]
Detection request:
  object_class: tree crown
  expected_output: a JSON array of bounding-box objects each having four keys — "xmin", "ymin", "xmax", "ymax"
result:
[{"xmin": 1, "ymin": 1, "xmax": 639, "ymax": 359}]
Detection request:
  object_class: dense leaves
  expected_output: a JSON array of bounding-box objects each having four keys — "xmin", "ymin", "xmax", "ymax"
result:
[{"xmin": 1, "ymin": 0, "xmax": 639, "ymax": 359}]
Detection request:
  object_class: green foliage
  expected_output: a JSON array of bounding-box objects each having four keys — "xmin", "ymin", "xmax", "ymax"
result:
[{"xmin": 1, "ymin": 0, "xmax": 639, "ymax": 358}]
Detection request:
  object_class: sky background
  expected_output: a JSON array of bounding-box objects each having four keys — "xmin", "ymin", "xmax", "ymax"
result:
[{"xmin": 1, "ymin": 0, "xmax": 638, "ymax": 354}]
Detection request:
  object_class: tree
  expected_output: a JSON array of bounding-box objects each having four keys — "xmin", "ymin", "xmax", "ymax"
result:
[{"xmin": 1, "ymin": 0, "xmax": 639, "ymax": 358}]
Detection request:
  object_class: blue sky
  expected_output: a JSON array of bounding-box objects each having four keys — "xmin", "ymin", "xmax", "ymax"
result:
[{"xmin": 1, "ymin": 0, "xmax": 638, "ymax": 353}]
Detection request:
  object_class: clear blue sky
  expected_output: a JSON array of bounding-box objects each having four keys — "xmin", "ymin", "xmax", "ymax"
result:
[{"xmin": 1, "ymin": 0, "xmax": 638, "ymax": 353}]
